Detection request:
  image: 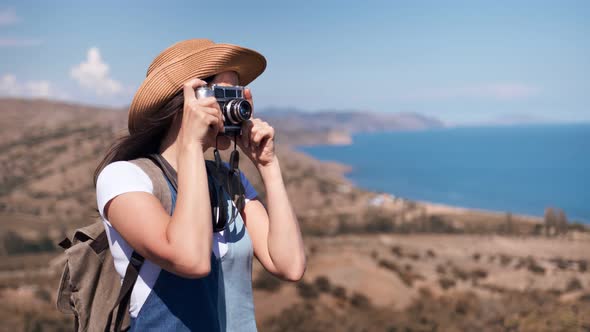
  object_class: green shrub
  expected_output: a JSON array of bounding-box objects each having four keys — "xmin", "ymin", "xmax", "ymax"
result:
[
  {"xmin": 3, "ymin": 231, "xmax": 56, "ymax": 255},
  {"xmin": 499, "ymin": 254, "xmax": 512, "ymax": 266},
  {"xmin": 370, "ymin": 250, "xmax": 378, "ymax": 259},
  {"xmin": 470, "ymin": 268, "xmax": 488, "ymax": 280},
  {"xmin": 379, "ymin": 259, "xmax": 419, "ymax": 287},
  {"xmin": 253, "ymin": 271, "xmax": 282, "ymax": 292},
  {"xmin": 551, "ymin": 257, "xmax": 569, "ymax": 270},
  {"xmin": 314, "ymin": 276, "xmax": 331, "ymax": 293},
  {"xmin": 365, "ymin": 214, "xmax": 394, "ymax": 233},
  {"xmin": 350, "ymin": 292, "xmax": 371, "ymax": 308},
  {"xmin": 451, "ymin": 266, "xmax": 469, "ymax": 281},
  {"xmin": 332, "ymin": 286, "xmax": 347, "ymax": 300},
  {"xmin": 565, "ymin": 278, "xmax": 583, "ymax": 292},
  {"xmin": 391, "ymin": 245, "xmax": 403, "ymax": 257},
  {"xmin": 296, "ymin": 280, "xmax": 319, "ymax": 300},
  {"xmin": 525, "ymin": 257, "xmax": 546, "ymax": 275},
  {"xmin": 439, "ymin": 277, "xmax": 456, "ymax": 290},
  {"xmin": 426, "ymin": 249, "xmax": 436, "ymax": 258}
]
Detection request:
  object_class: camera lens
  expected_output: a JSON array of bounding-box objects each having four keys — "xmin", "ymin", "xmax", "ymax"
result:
[
  {"xmin": 224, "ymin": 99, "xmax": 252, "ymax": 124},
  {"xmin": 236, "ymin": 100, "xmax": 252, "ymax": 121}
]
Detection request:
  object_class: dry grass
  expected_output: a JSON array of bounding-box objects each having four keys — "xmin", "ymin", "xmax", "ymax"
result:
[{"xmin": 1, "ymin": 98, "xmax": 589, "ymax": 331}]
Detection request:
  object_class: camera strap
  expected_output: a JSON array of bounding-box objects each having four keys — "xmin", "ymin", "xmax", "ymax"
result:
[
  {"xmin": 210, "ymin": 133, "xmax": 245, "ymax": 232},
  {"xmin": 147, "ymin": 133, "xmax": 245, "ymax": 234},
  {"xmin": 146, "ymin": 153, "xmax": 221, "ymax": 232}
]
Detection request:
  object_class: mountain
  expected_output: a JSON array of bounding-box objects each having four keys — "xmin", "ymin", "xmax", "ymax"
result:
[
  {"xmin": 258, "ymin": 107, "xmax": 444, "ymax": 146},
  {"xmin": 259, "ymin": 107, "xmax": 444, "ymax": 132}
]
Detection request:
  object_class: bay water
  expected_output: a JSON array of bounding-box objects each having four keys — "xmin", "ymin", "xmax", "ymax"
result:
[{"xmin": 300, "ymin": 124, "xmax": 590, "ymax": 223}]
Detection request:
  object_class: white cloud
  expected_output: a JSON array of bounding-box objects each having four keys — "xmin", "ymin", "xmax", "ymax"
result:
[
  {"xmin": 0, "ymin": 73, "xmax": 62, "ymax": 99},
  {"xmin": 0, "ymin": 74, "xmax": 19, "ymax": 95},
  {"xmin": 70, "ymin": 47, "xmax": 123, "ymax": 96},
  {"xmin": 398, "ymin": 83, "xmax": 539, "ymax": 101},
  {"xmin": 0, "ymin": 8, "xmax": 19, "ymax": 26}
]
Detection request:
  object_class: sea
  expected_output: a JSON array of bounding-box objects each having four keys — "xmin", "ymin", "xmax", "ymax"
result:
[{"xmin": 299, "ymin": 124, "xmax": 590, "ymax": 223}]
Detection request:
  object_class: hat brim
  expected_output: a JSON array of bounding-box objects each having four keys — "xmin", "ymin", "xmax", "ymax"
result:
[{"xmin": 128, "ymin": 43, "xmax": 266, "ymax": 135}]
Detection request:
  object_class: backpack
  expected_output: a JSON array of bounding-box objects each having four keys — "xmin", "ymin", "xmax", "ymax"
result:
[{"xmin": 56, "ymin": 153, "xmax": 245, "ymax": 332}]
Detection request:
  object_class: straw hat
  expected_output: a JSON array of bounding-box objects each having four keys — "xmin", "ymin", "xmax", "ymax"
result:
[{"xmin": 128, "ymin": 38, "xmax": 266, "ymax": 135}]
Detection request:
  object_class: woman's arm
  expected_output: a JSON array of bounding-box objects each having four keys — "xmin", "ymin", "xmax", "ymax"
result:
[
  {"xmin": 241, "ymin": 157, "xmax": 306, "ymax": 281},
  {"xmin": 104, "ymin": 78, "xmax": 224, "ymax": 278},
  {"xmin": 105, "ymin": 146, "xmax": 212, "ymax": 278},
  {"xmin": 236, "ymin": 88, "xmax": 306, "ymax": 281}
]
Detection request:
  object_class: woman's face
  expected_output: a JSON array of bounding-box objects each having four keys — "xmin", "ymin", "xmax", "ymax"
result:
[
  {"xmin": 203, "ymin": 70, "xmax": 239, "ymax": 150},
  {"xmin": 210, "ymin": 71, "xmax": 239, "ymax": 86}
]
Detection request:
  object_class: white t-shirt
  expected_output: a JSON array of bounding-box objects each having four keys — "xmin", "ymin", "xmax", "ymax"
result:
[{"xmin": 95, "ymin": 160, "xmax": 256, "ymax": 317}]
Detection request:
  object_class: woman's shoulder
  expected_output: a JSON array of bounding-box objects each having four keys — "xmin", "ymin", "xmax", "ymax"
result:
[
  {"xmin": 98, "ymin": 160, "xmax": 149, "ymax": 177},
  {"xmin": 96, "ymin": 160, "xmax": 154, "ymax": 193},
  {"xmin": 96, "ymin": 161, "xmax": 155, "ymax": 222}
]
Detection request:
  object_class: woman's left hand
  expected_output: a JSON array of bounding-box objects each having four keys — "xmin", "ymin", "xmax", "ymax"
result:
[{"xmin": 235, "ymin": 88, "xmax": 276, "ymax": 168}]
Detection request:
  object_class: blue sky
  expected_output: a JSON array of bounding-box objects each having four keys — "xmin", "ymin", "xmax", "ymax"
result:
[{"xmin": 1, "ymin": 0, "xmax": 588, "ymax": 125}]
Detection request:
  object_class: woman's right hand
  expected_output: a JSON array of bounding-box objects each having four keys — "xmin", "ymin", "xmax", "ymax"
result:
[{"xmin": 179, "ymin": 78, "xmax": 224, "ymax": 148}]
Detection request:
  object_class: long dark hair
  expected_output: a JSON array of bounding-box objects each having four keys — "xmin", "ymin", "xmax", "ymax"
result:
[
  {"xmin": 92, "ymin": 89, "xmax": 184, "ymax": 188},
  {"xmin": 93, "ymin": 75, "xmax": 215, "ymax": 188}
]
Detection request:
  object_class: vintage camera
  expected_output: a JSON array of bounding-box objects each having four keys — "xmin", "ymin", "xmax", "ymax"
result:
[{"xmin": 196, "ymin": 84, "xmax": 252, "ymax": 135}]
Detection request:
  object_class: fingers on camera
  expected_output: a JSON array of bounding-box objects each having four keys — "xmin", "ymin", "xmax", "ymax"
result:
[
  {"xmin": 205, "ymin": 114, "xmax": 220, "ymax": 130},
  {"xmin": 245, "ymin": 88, "xmax": 253, "ymax": 102},
  {"xmin": 251, "ymin": 127, "xmax": 270, "ymax": 147},
  {"xmin": 242, "ymin": 120, "xmax": 254, "ymax": 148},
  {"xmin": 183, "ymin": 78, "xmax": 207, "ymax": 102},
  {"xmin": 196, "ymin": 96, "xmax": 218, "ymax": 108}
]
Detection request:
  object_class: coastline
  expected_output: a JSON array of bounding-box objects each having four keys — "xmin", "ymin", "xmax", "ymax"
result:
[
  {"xmin": 292, "ymin": 135, "xmax": 548, "ymax": 225},
  {"xmin": 287, "ymin": 130, "xmax": 354, "ymax": 148},
  {"xmin": 293, "ymin": 131, "xmax": 590, "ymax": 226}
]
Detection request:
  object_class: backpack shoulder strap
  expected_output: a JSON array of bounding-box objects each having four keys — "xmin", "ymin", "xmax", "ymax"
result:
[
  {"xmin": 106, "ymin": 251, "xmax": 144, "ymax": 332},
  {"xmin": 128, "ymin": 157, "xmax": 173, "ymax": 215}
]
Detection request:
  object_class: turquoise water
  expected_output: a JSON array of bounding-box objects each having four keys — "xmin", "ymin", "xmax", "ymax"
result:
[{"xmin": 300, "ymin": 124, "xmax": 590, "ymax": 223}]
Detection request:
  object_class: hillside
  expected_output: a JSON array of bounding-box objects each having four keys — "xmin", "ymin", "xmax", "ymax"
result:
[
  {"xmin": 259, "ymin": 107, "xmax": 444, "ymax": 146},
  {"xmin": 259, "ymin": 108, "xmax": 444, "ymax": 132},
  {"xmin": 0, "ymin": 97, "xmax": 589, "ymax": 331}
]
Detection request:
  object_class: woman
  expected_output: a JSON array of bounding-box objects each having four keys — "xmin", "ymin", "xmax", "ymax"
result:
[{"xmin": 93, "ymin": 39, "xmax": 306, "ymax": 331}]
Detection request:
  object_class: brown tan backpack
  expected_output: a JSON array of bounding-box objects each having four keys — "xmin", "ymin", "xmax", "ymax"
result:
[{"xmin": 56, "ymin": 156, "xmax": 173, "ymax": 332}]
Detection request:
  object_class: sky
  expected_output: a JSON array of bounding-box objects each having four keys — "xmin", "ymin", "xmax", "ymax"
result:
[{"xmin": 0, "ymin": 0, "xmax": 588, "ymax": 125}]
